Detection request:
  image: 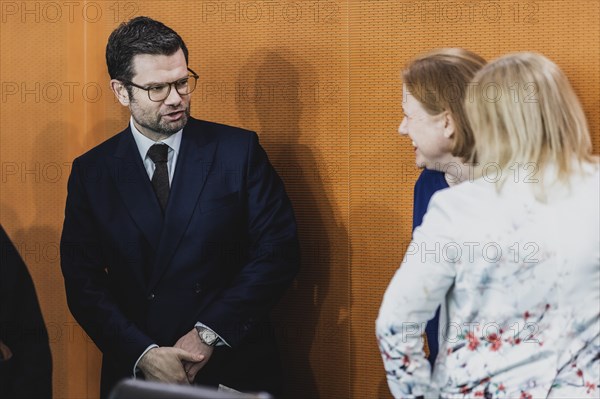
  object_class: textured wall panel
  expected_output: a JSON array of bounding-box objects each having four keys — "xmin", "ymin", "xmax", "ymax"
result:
[
  {"xmin": 349, "ymin": 1, "xmax": 599, "ymax": 398},
  {"xmin": 1, "ymin": 1, "xmax": 598, "ymax": 398}
]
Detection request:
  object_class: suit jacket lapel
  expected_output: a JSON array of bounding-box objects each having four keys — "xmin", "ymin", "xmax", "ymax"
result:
[
  {"xmin": 112, "ymin": 127, "xmax": 164, "ymax": 252},
  {"xmin": 148, "ymin": 120, "xmax": 218, "ymax": 290}
]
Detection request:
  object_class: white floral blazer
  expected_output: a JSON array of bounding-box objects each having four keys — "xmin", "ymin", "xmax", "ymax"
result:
[{"xmin": 377, "ymin": 164, "xmax": 600, "ymax": 399}]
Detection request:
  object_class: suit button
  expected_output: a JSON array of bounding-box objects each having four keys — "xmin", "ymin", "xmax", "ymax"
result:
[
  {"xmin": 194, "ymin": 283, "xmax": 203, "ymax": 294},
  {"xmin": 147, "ymin": 293, "xmax": 155, "ymax": 300}
]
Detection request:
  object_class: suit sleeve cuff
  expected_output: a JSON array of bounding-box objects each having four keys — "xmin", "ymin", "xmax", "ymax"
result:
[
  {"xmin": 133, "ymin": 344, "xmax": 159, "ymax": 378},
  {"xmin": 195, "ymin": 322, "xmax": 230, "ymax": 347}
]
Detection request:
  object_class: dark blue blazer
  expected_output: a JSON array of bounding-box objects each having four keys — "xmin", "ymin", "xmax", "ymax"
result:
[
  {"xmin": 412, "ymin": 168, "xmax": 449, "ymax": 368},
  {"xmin": 60, "ymin": 117, "xmax": 300, "ymax": 396}
]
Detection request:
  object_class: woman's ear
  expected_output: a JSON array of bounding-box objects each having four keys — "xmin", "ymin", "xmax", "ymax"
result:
[
  {"xmin": 443, "ymin": 111, "xmax": 456, "ymax": 139},
  {"xmin": 110, "ymin": 80, "xmax": 130, "ymax": 106}
]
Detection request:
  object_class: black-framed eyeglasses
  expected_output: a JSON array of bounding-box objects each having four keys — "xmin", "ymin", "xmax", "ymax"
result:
[{"xmin": 121, "ymin": 68, "xmax": 199, "ymax": 102}]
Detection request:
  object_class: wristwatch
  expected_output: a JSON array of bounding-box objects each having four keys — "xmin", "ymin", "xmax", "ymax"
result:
[{"xmin": 195, "ymin": 326, "xmax": 218, "ymax": 346}]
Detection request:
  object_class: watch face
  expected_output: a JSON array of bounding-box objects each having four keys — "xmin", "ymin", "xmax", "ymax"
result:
[{"xmin": 200, "ymin": 329, "xmax": 217, "ymax": 345}]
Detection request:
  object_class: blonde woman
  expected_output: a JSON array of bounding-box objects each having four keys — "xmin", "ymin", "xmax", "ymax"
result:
[
  {"xmin": 399, "ymin": 48, "xmax": 486, "ymax": 366},
  {"xmin": 377, "ymin": 52, "xmax": 599, "ymax": 398}
]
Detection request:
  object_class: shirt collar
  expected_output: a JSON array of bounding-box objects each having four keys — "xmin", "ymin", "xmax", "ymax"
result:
[{"xmin": 129, "ymin": 117, "xmax": 183, "ymax": 159}]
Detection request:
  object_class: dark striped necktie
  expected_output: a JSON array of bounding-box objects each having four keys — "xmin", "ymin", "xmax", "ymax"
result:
[{"xmin": 147, "ymin": 144, "xmax": 170, "ymax": 213}]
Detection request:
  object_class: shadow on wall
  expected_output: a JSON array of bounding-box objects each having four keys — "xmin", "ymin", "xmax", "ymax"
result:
[
  {"xmin": 351, "ymin": 199, "xmax": 403, "ymax": 399},
  {"xmin": 5, "ymin": 118, "xmax": 126, "ymax": 398},
  {"xmin": 237, "ymin": 50, "xmax": 350, "ymax": 398},
  {"xmin": 378, "ymin": 375, "xmax": 390, "ymax": 399},
  {"xmin": 5, "ymin": 120, "xmax": 76, "ymax": 398},
  {"xmin": 87, "ymin": 106, "xmax": 131, "ymax": 148}
]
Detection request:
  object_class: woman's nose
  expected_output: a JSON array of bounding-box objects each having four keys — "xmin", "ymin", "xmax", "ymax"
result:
[{"xmin": 398, "ymin": 117, "xmax": 408, "ymax": 135}]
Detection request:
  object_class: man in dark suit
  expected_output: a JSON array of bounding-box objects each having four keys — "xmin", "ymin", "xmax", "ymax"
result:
[
  {"xmin": 60, "ymin": 16, "xmax": 300, "ymax": 398},
  {"xmin": 1, "ymin": 225, "xmax": 52, "ymax": 398}
]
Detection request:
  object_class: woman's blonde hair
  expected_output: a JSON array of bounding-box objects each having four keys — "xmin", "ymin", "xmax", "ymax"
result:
[
  {"xmin": 403, "ymin": 48, "xmax": 486, "ymax": 160},
  {"xmin": 466, "ymin": 52, "xmax": 596, "ymax": 197}
]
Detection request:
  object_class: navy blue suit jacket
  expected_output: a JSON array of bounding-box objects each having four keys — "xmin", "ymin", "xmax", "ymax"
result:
[
  {"xmin": 413, "ymin": 168, "xmax": 449, "ymax": 368},
  {"xmin": 60, "ymin": 117, "xmax": 300, "ymax": 396}
]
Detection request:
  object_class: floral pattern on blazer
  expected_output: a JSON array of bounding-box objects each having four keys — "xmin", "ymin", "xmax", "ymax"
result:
[{"xmin": 377, "ymin": 165, "xmax": 600, "ymax": 399}]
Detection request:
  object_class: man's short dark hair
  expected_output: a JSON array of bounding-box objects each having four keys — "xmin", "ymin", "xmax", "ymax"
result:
[{"xmin": 106, "ymin": 16, "xmax": 189, "ymax": 82}]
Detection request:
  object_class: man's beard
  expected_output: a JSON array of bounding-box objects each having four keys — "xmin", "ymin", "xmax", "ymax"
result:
[
  {"xmin": 129, "ymin": 96, "xmax": 191, "ymax": 138},
  {"xmin": 137, "ymin": 107, "xmax": 190, "ymax": 137}
]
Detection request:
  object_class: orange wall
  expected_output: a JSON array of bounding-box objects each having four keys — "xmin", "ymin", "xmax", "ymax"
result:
[{"xmin": 0, "ymin": 1, "xmax": 598, "ymax": 398}]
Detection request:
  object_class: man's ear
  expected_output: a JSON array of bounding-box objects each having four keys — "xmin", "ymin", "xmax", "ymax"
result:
[
  {"xmin": 110, "ymin": 80, "xmax": 130, "ymax": 106},
  {"xmin": 443, "ymin": 111, "xmax": 456, "ymax": 139}
]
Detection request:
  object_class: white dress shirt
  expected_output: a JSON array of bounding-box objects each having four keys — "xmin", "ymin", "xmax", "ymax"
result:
[{"xmin": 130, "ymin": 117, "xmax": 182, "ymax": 184}]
